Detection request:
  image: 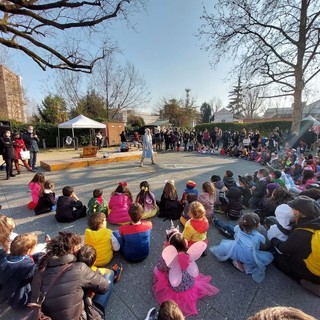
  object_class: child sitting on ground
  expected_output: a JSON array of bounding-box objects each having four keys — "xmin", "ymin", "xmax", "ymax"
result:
[
  {"xmin": 28, "ymin": 173, "xmax": 45, "ymax": 209},
  {"xmin": 114, "ymin": 203, "xmax": 152, "ymax": 262},
  {"xmin": 34, "ymin": 180, "xmax": 57, "ymax": 215},
  {"xmin": 180, "ymin": 180, "xmax": 198, "ymax": 207},
  {"xmin": 198, "ymin": 182, "xmax": 216, "ymax": 220},
  {"xmin": 153, "ymin": 228, "xmax": 219, "ymax": 317},
  {"xmin": 84, "ymin": 212, "xmax": 120, "ymax": 267},
  {"xmin": 183, "ymin": 201, "xmax": 209, "ymax": 248},
  {"xmin": 180, "ymin": 193, "xmax": 198, "ymax": 226},
  {"xmin": 210, "ymin": 212, "xmax": 273, "ymax": 283},
  {"xmin": 87, "ymin": 189, "xmax": 108, "ymax": 216},
  {"xmin": 219, "ymin": 186, "xmax": 243, "ymax": 220},
  {"xmin": 210, "ymin": 175, "xmax": 228, "ymax": 210},
  {"xmin": 108, "ymin": 182, "xmax": 133, "ymax": 225},
  {"xmin": 223, "ymin": 170, "xmax": 237, "ymax": 189},
  {"xmin": 238, "ymin": 175, "xmax": 252, "ymax": 209},
  {"xmin": 0, "ymin": 233, "xmax": 37, "ymax": 308},
  {"xmin": 136, "ymin": 181, "xmax": 159, "ymax": 219},
  {"xmin": 77, "ymin": 245, "xmax": 121, "ymax": 319},
  {"xmin": 158, "ymin": 181, "xmax": 183, "ymax": 220},
  {"xmin": 55, "ymin": 186, "xmax": 87, "ymax": 222}
]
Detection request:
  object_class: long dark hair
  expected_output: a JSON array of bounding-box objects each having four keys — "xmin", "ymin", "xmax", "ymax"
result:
[
  {"xmin": 136, "ymin": 181, "xmax": 155, "ymax": 208},
  {"xmin": 38, "ymin": 232, "xmax": 81, "ymax": 271},
  {"xmin": 113, "ymin": 183, "xmax": 132, "ymax": 201}
]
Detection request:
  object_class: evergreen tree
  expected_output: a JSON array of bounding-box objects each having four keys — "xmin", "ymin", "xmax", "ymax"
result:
[
  {"xmin": 35, "ymin": 95, "xmax": 68, "ymax": 124},
  {"xmin": 227, "ymin": 76, "xmax": 244, "ymax": 117},
  {"xmin": 200, "ymin": 102, "xmax": 212, "ymax": 123}
]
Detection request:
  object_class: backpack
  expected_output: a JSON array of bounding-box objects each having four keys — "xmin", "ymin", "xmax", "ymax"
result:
[{"xmin": 296, "ymin": 228, "xmax": 320, "ymax": 276}]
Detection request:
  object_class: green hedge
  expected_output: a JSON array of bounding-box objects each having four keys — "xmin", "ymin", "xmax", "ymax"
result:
[
  {"xmin": 195, "ymin": 120, "xmax": 292, "ymax": 137},
  {"xmin": 11, "ymin": 122, "xmax": 93, "ymax": 148}
]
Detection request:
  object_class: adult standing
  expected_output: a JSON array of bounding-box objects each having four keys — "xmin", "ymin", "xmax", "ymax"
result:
[
  {"xmin": 96, "ymin": 131, "xmax": 103, "ymax": 149},
  {"xmin": 22, "ymin": 125, "xmax": 39, "ymax": 171},
  {"xmin": 30, "ymin": 232, "xmax": 110, "ymax": 319},
  {"xmin": 0, "ymin": 130, "xmax": 16, "ymax": 180},
  {"xmin": 271, "ymin": 196, "xmax": 320, "ymax": 296},
  {"xmin": 120, "ymin": 131, "xmax": 127, "ymax": 149},
  {"xmin": 140, "ymin": 128, "xmax": 155, "ymax": 167}
]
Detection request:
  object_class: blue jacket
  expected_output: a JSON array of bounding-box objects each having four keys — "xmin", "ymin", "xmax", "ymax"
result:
[{"xmin": 0, "ymin": 251, "xmax": 36, "ymax": 308}]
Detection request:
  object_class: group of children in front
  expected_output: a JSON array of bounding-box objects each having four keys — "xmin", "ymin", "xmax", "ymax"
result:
[{"xmin": 7, "ymin": 166, "xmax": 319, "ymax": 318}]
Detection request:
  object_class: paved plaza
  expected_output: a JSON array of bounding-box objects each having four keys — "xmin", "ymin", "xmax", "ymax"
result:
[{"xmin": 0, "ymin": 150, "xmax": 319, "ymax": 320}]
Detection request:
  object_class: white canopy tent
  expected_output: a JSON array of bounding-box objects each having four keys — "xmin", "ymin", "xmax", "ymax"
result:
[{"xmin": 57, "ymin": 114, "xmax": 106, "ymax": 147}]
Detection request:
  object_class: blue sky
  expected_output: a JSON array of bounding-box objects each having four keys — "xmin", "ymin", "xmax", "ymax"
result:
[{"xmin": 9, "ymin": 1, "xmax": 243, "ymax": 112}]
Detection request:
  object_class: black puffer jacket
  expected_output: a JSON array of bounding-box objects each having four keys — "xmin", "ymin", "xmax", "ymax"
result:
[
  {"xmin": 272, "ymin": 217, "xmax": 320, "ymax": 284},
  {"xmin": 30, "ymin": 254, "xmax": 108, "ymax": 320}
]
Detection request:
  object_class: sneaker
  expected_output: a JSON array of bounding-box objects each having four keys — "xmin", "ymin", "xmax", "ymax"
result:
[
  {"xmin": 217, "ymin": 226, "xmax": 233, "ymax": 239},
  {"xmin": 232, "ymin": 260, "xmax": 244, "ymax": 272},
  {"xmin": 300, "ymin": 279, "xmax": 320, "ymax": 297},
  {"xmin": 112, "ymin": 263, "xmax": 123, "ymax": 283},
  {"xmin": 144, "ymin": 307, "xmax": 157, "ymax": 320}
]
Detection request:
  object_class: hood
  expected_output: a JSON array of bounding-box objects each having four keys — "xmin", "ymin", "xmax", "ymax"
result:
[
  {"xmin": 275, "ymin": 204, "xmax": 293, "ymax": 229},
  {"xmin": 295, "ymin": 216, "xmax": 320, "ymax": 230},
  {"xmin": 190, "ymin": 219, "xmax": 209, "ymax": 233},
  {"xmin": 214, "ymin": 180, "xmax": 225, "ymax": 189}
]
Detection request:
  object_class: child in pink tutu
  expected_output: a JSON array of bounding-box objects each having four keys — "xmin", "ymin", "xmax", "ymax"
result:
[{"xmin": 153, "ymin": 226, "xmax": 219, "ymax": 317}]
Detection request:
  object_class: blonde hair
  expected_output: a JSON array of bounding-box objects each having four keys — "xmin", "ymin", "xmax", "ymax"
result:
[
  {"xmin": 10, "ymin": 233, "xmax": 38, "ymax": 256},
  {"xmin": 188, "ymin": 201, "xmax": 206, "ymax": 219},
  {"xmin": 0, "ymin": 214, "xmax": 12, "ymax": 247},
  {"xmin": 247, "ymin": 306, "xmax": 316, "ymax": 320},
  {"xmin": 202, "ymin": 182, "xmax": 215, "ymax": 196}
]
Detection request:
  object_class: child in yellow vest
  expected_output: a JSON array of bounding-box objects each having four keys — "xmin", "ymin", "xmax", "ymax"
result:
[{"xmin": 84, "ymin": 212, "xmax": 120, "ymax": 267}]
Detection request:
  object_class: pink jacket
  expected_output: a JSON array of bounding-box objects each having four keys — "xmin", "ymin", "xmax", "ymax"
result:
[
  {"xmin": 29, "ymin": 182, "xmax": 41, "ymax": 204},
  {"xmin": 108, "ymin": 193, "xmax": 132, "ymax": 224},
  {"xmin": 198, "ymin": 192, "xmax": 215, "ymax": 218}
]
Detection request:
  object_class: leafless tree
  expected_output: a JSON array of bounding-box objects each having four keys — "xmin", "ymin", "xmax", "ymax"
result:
[
  {"xmin": 199, "ymin": 0, "xmax": 320, "ymax": 134},
  {"xmin": 209, "ymin": 97, "xmax": 223, "ymax": 114},
  {"xmin": 243, "ymin": 87, "xmax": 265, "ymax": 118},
  {"xmin": 90, "ymin": 53, "xmax": 150, "ymax": 119},
  {"xmin": 0, "ymin": 0, "xmax": 145, "ymax": 72}
]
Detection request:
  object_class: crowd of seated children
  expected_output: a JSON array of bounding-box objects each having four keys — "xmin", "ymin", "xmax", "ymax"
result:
[
  {"xmin": 136, "ymin": 181, "xmax": 159, "ymax": 219},
  {"xmin": 87, "ymin": 188, "xmax": 108, "ymax": 216},
  {"xmin": 114, "ymin": 203, "xmax": 152, "ymax": 262},
  {"xmin": 108, "ymin": 182, "xmax": 132, "ymax": 225},
  {"xmin": 55, "ymin": 186, "xmax": 87, "ymax": 222}
]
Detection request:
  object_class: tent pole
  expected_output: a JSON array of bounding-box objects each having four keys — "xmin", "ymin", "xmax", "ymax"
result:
[
  {"xmin": 58, "ymin": 128, "xmax": 60, "ymax": 148},
  {"xmin": 72, "ymin": 127, "xmax": 75, "ymax": 150}
]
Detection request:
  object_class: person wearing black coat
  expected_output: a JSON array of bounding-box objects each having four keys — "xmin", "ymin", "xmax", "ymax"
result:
[
  {"xmin": 219, "ymin": 187, "xmax": 243, "ymax": 220},
  {"xmin": 272, "ymin": 196, "xmax": 320, "ymax": 296},
  {"xmin": 22, "ymin": 125, "xmax": 39, "ymax": 170},
  {"xmin": 30, "ymin": 233, "xmax": 109, "ymax": 320},
  {"xmin": 0, "ymin": 130, "xmax": 16, "ymax": 180}
]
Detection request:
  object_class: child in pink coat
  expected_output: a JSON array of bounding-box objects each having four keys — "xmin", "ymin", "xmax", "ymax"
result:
[
  {"xmin": 28, "ymin": 173, "xmax": 45, "ymax": 209},
  {"xmin": 197, "ymin": 182, "xmax": 216, "ymax": 220},
  {"xmin": 108, "ymin": 182, "xmax": 133, "ymax": 225}
]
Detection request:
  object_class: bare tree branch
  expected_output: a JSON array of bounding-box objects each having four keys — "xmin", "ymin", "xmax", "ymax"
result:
[{"xmin": 0, "ymin": 0, "xmax": 145, "ymax": 71}]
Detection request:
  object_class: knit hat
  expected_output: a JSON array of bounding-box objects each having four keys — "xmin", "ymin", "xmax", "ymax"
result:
[
  {"xmin": 186, "ymin": 180, "xmax": 196, "ymax": 189},
  {"xmin": 266, "ymin": 183, "xmax": 280, "ymax": 195},
  {"xmin": 288, "ymin": 195, "xmax": 320, "ymax": 218}
]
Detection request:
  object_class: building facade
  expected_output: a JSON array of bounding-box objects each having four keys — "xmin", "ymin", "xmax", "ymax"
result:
[{"xmin": 0, "ymin": 65, "xmax": 25, "ymax": 122}]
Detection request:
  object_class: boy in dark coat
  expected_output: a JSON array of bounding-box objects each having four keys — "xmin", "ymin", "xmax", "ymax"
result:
[
  {"xmin": 0, "ymin": 233, "xmax": 37, "ymax": 308},
  {"xmin": 55, "ymin": 186, "xmax": 87, "ymax": 222}
]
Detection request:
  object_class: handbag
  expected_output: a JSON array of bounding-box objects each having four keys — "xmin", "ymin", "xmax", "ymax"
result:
[
  {"xmin": 20, "ymin": 150, "xmax": 31, "ymax": 160},
  {"xmin": 21, "ymin": 264, "xmax": 72, "ymax": 320}
]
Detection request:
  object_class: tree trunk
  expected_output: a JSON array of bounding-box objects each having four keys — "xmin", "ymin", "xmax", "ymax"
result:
[{"xmin": 291, "ymin": 0, "xmax": 308, "ymax": 135}]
